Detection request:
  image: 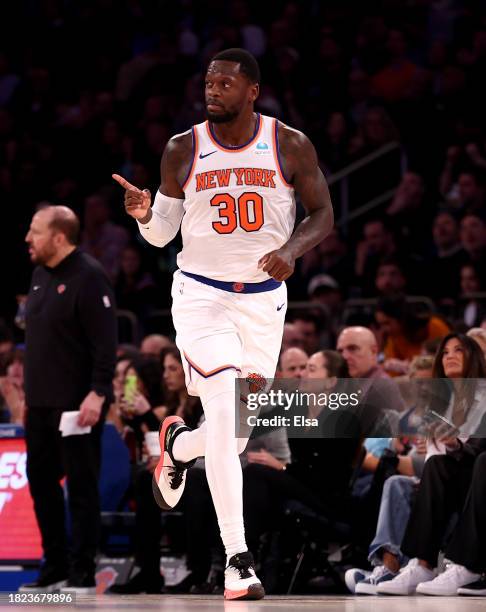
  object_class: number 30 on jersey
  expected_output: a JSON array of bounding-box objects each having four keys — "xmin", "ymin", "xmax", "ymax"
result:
[{"xmin": 211, "ymin": 192, "xmax": 264, "ymax": 234}]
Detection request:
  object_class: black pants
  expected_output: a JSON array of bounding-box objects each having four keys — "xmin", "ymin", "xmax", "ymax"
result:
[
  {"xmin": 25, "ymin": 406, "xmax": 104, "ymax": 577},
  {"xmin": 243, "ymin": 463, "xmax": 331, "ymax": 555},
  {"xmin": 446, "ymin": 451, "xmax": 486, "ymax": 572},
  {"xmin": 133, "ymin": 467, "xmax": 163, "ymax": 581},
  {"xmin": 134, "ymin": 466, "xmax": 219, "ymax": 582},
  {"xmin": 401, "ymin": 452, "xmax": 479, "ymax": 568}
]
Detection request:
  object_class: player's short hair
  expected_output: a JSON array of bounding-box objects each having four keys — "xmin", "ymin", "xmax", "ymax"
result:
[{"xmin": 210, "ymin": 48, "xmax": 260, "ymax": 84}]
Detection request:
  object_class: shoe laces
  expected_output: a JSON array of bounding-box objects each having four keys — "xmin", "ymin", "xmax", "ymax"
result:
[
  {"xmin": 228, "ymin": 555, "xmax": 253, "ymax": 580},
  {"xmin": 369, "ymin": 565, "xmax": 390, "ymax": 583},
  {"xmin": 168, "ymin": 465, "xmax": 185, "ymax": 489}
]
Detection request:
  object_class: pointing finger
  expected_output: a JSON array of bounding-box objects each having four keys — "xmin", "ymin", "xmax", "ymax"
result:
[{"xmin": 112, "ymin": 173, "xmax": 140, "ymax": 192}]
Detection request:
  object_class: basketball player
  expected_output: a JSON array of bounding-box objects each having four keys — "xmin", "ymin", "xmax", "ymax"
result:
[{"xmin": 113, "ymin": 48, "xmax": 333, "ymax": 600}]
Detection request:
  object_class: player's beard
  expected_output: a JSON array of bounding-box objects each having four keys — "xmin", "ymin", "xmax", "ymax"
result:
[{"xmin": 206, "ymin": 107, "xmax": 239, "ymax": 124}]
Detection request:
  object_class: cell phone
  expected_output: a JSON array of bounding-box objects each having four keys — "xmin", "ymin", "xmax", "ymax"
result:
[
  {"xmin": 124, "ymin": 374, "xmax": 138, "ymax": 405},
  {"xmin": 427, "ymin": 410, "xmax": 460, "ymax": 435}
]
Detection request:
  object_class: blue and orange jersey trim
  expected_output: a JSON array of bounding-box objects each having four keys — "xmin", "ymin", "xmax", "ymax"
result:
[
  {"xmin": 206, "ymin": 113, "xmax": 262, "ymax": 152},
  {"xmin": 183, "ymin": 351, "xmax": 242, "ymax": 379},
  {"xmin": 182, "ymin": 127, "xmax": 199, "ymax": 192},
  {"xmin": 272, "ymin": 118, "xmax": 293, "ymax": 188}
]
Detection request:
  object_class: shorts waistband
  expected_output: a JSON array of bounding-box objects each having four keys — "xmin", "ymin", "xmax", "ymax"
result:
[{"xmin": 180, "ymin": 271, "xmax": 281, "ymax": 293}]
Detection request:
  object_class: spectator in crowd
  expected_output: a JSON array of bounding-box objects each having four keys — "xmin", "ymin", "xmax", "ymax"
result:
[
  {"xmin": 374, "ymin": 256, "xmax": 409, "ymax": 297},
  {"xmin": 442, "ymin": 170, "xmax": 485, "ymax": 212},
  {"xmin": 140, "ymin": 334, "xmax": 174, "ymax": 357},
  {"xmin": 114, "ymin": 245, "xmax": 158, "ymax": 327},
  {"xmin": 281, "ymin": 322, "xmax": 306, "ymax": 353},
  {"xmin": 355, "ymin": 219, "xmax": 399, "ymax": 296},
  {"xmin": 307, "ymin": 274, "xmax": 343, "ymax": 347},
  {"xmin": 336, "ymin": 326, "xmax": 386, "ymax": 380},
  {"xmin": 336, "ymin": 325, "xmax": 404, "ymax": 423},
  {"xmin": 106, "ymin": 354, "xmax": 134, "ymax": 433},
  {"xmin": 291, "ymin": 312, "xmax": 321, "ymax": 356},
  {"xmin": 21, "ymin": 206, "xmax": 117, "ymax": 594},
  {"xmin": 0, "ymin": 347, "xmax": 25, "ymax": 424},
  {"xmin": 467, "ymin": 327, "xmax": 486, "ymax": 360},
  {"xmin": 460, "ymin": 212, "xmax": 486, "ymax": 273},
  {"xmin": 387, "ymin": 172, "xmax": 424, "ymax": 218},
  {"xmin": 428, "ymin": 211, "xmax": 469, "ymax": 302},
  {"xmin": 300, "ymin": 229, "xmax": 353, "ymax": 296},
  {"xmin": 457, "ymin": 263, "xmax": 486, "ymax": 328},
  {"xmin": 371, "ymin": 30, "xmax": 419, "ymax": 103},
  {"xmin": 375, "ymin": 295, "xmax": 450, "ymax": 374},
  {"xmin": 118, "ymin": 354, "xmax": 166, "ymax": 456},
  {"xmin": 80, "ymin": 193, "xmax": 129, "ymax": 281},
  {"xmin": 277, "ymin": 347, "xmax": 308, "ymax": 379}
]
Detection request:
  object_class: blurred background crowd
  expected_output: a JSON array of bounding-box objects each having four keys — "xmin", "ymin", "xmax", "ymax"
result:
[{"xmin": 1, "ymin": 0, "xmax": 486, "ymax": 596}]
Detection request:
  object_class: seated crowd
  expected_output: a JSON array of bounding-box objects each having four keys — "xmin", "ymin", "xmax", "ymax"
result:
[{"xmin": 1, "ymin": 309, "xmax": 486, "ymax": 596}]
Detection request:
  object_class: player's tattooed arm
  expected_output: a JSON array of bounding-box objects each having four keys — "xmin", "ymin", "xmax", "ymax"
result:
[
  {"xmin": 279, "ymin": 124, "xmax": 334, "ymax": 258},
  {"xmin": 258, "ymin": 124, "xmax": 334, "ymax": 281},
  {"xmin": 160, "ymin": 131, "xmax": 193, "ymax": 198}
]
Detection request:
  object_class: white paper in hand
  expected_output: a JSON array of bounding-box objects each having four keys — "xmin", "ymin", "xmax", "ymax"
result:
[{"xmin": 59, "ymin": 411, "xmax": 92, "ymax": 437}]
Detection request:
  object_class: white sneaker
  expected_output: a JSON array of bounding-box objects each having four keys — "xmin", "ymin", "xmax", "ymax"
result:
[
  {"xmin": 416, "ymin": 563, "xmax": 480, "ymax": 596},
  {"xmin": 344, "ymin": 567, "xmax": 371, "ymax": 593},
  {"xmin": 224, "ymin": 552, "xmax": 264, "ymax": 600},
  {"xmin": 152, "ymin": 416, "xmax": 195, "ymax": 510},
  {"xmin": 377, "ymin": 559, "xmax": 436, "ymax": 595},
  {"xmin": 355, "ymin": 565, "xmax": 398, "ymax": 595}
]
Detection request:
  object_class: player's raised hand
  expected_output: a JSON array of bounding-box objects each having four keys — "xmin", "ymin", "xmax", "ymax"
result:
[
  {"xmin": 258, "ymin": 247, "xmax": 295, "ymax": 281},
  {"xmin": 112, "ymin": 173, "xmax": 152, "ymax": 220}
]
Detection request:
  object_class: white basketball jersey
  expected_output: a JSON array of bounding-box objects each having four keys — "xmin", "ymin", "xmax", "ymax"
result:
[{"xmin": 177, "ymin": 113, "xmax": 296, "ymax": 282}]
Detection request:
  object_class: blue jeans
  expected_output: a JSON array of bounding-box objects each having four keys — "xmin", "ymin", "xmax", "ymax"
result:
[{"xmin": 368, "ymin": 474, "xmax": 418, "ymax": 566}]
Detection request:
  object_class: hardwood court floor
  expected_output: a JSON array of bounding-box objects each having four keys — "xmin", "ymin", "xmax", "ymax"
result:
[{"xmin": 2, "ymin": 594, "xmax": 484, "ymax": 611}]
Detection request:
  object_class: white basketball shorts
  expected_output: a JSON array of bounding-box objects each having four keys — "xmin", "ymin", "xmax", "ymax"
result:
[{"xmin": 171, "ymin": 269, "xmax": 287, "ymax": 396}]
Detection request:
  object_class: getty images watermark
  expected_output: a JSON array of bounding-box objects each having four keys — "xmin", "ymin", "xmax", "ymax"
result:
[
  {"xmin": 245, "ymin": 388, "xmax": 361, "ymax": 426},
  {"xmin": 234, "ymin": 377, "xmax": 486, "ymax": 439}
]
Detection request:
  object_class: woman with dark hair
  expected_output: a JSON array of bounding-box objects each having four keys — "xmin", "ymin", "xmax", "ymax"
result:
[
  {"xmin": 375, "ymin": 294, "xmax": 450, "ymax": 374},
  {"xmin": 427, "ymin": 333, "xmax": 486, "ymax": 442},
  {"xmin": 159, "ymin": 347, "xmax": 202, "ymax": 429},
  {"xmin": 347, "ymin": 332, "xmax": 486, "ymax": 595},
  {"xmin": 372, "ymin": 332, "xmax": 486, "ymax": 596},
  {"xmin": 119, "ymin": 354, "xmax": 166, "ymax": 454}
]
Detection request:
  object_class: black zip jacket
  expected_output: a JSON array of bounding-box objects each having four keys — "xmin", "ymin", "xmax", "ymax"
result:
[{"xmin": 25, "ymin": 249, "xmax": 117, "ymax": 408}]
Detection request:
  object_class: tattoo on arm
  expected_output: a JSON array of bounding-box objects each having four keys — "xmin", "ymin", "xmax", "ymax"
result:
[
  {"xmin": 160, "ymin": 131, "xmax": 193, "ymax": 198},
  {"xmin": 278, "ymin": 124, "xmax": 334, "ymax": 259}
]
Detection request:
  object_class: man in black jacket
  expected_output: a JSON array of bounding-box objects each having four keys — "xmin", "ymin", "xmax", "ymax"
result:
[{"xmin": 19, "ymin": 205, "xmax": 117, "ymax": 594}]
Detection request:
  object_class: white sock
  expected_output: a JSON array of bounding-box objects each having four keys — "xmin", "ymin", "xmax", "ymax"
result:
[
  {"xmin": 172, "ymin": 421, "xmax": 207, "ymax": 463},
  {"xmin": 198, "ymin": 372, "xmax": 248, "ymax": 560}
]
